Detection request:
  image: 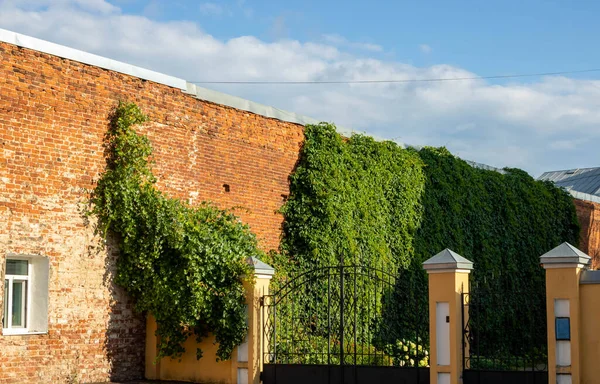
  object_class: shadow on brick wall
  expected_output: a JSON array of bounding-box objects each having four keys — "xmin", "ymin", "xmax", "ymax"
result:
[{"xmin": 102, "ymin": 236, "xmax": 146, "ymax": 382}]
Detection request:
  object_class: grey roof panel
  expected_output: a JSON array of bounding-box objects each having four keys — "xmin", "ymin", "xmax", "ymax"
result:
[
  {"xmin": 465, "ymin": 160, "xmax": 506, "ymax": 174},
  {"xmin": 538, "ymin": 167, "xmax": 600, "ymax": 203}
]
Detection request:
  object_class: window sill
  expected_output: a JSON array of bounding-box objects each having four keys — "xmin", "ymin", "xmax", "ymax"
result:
[{"xmin": 2, "ymin": 329, "xmax": 48, "ymax": 336}]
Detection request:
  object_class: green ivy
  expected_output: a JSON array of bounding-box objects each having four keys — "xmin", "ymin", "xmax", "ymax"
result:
[
  {"xmin": 277, "ymin": 125, "xmax": 580, "ymax": 358},
  {"xmin": 279, "ymin": 123, "xmax": 425, "ymax": 271},
  {"xmin": 411, "ymin": 147, "xmax": 580, "ymax": 355},
  {"xmin": 91, "ymin": 102, "xmax": 261, "ymax": 361},
  {"xmin": 266, "ymin": 123, "xmax": 427, "ymax": 355}
]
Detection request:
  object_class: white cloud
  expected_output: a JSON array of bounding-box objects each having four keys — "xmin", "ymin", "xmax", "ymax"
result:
[
  {"xmin": 142, "ymin": 0, "xmax": 161, "ymax": 18},
  {"xmin": 549, "ymin": 139, "xmax": 586, "ymax": 150},
  {"xmin": 199, "ymin": 2, "xmax": 223, "ymax": 16},
  {"xmin": 420, "ymin": 44, "xmax": 432, "ymax": 54},
  {"xmin": 323, "ymin": 34, "xmax": 383, "ymax": 52},
  {"xmin": 0, "ymin": 0, "xmax": 598, "ymax": 176}
]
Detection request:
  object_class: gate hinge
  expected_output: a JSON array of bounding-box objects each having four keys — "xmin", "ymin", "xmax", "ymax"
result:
[
  {"xmin": 259, "ymin": 371, "xmax": 264, "ymax": 381},
  {"xmin": 259, "ymin": 297, "xmax": 265, "ymax": 307}
]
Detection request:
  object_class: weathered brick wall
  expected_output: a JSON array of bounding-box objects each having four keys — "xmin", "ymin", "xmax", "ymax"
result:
[
  {"xmin": 574, "ymin": 199, "xmax": 600, "ymax": 268},
  {"xmin": 0, "ymin": 42, "xmax": 304, "ymax": 383}
]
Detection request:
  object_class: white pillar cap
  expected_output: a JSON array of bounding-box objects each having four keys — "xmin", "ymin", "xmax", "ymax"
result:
[
  {"xmin": 246, "ymin": 256, "xmax": 275, "ymax": 277},
  {"xmin": 422, "ymin": 248, "xmax": 474, "ymax": 273},
  {"xmin": 540, "ymin": 242, "xmax": 591, "ymax": 269}
]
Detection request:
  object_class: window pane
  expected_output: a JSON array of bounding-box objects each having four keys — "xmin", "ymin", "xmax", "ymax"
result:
[
  {"xmin": 12, "ymin": 281, "xmax": 26, "ymax": 327},
  {"xmin": 6, "ymin": 260, "xmax": 28, "ymax": 276},
  {"xmin": 3, "ymin": 280, "xmax": 7, "ymax": 328}
]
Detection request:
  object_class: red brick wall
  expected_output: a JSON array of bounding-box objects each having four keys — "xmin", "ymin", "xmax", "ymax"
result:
[
  {"xmin": 574, "ymin": 199, "xmax": 600, "ymax": 268},
  {"xmin": 0, "ymin": 42, "xmax": 304, "ymax": 383}
]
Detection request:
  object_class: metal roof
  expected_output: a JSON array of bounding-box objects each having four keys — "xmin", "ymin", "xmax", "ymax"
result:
[
  {"xmin": 580, "ymin": 270, "xmax": 600, "ymax": 284},
  {"xmin": 540, "ymin": 242, "xmax": 590, "ymax": 259},
  {"xmin": 464, "ymin": 160, "xmax": 506, "ymax": 174},
  {"xmin": 538, "ymin": 167, "xmax": 600, "ymax": 204}
]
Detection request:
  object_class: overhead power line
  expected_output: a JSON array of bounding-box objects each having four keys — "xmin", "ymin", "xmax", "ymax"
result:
[{"xmin": 189, "ymin": 68, "xmax": 600, "ymax": 85}]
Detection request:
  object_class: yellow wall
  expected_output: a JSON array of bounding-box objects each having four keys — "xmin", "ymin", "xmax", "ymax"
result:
[
  {"xmin": 428, "ymin": 271, "xmax": 470, "ymax": 384},
  {"xmin": 145, "ymin": 315, "xmax": 235, "ymax": 383},
  {"xmin": 144, "ymin": 275, "xmax": 271, "ymax": 384},
  {"xmin": 580, "ymin": 283, "xmax": 600, "ymax": 384}
]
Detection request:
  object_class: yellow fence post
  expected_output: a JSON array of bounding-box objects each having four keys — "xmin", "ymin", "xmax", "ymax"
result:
[
  {"xmin": 423, "ymin": 249, "xmax": 473, "ymax": 384},
  {"xmin": 541, "ymin": 242, "xmax": 590, "ymax": 384},
  {"xmin": 242, "ymin": 256, "xmax": 275, "ymax": 384}
]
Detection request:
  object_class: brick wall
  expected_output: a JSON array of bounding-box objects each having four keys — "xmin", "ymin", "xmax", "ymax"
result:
[
  {"xmin": 574, "ymin": 199, "xmax": 600, "ymax": 268},
  {"xmin": 0, "ymin": 42, "xmax": 304, "ymax": 383}
]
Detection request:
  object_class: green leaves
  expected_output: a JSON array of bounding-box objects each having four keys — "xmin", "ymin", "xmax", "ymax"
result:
[
  {"xmin": 272, "ymin": 123, "xmax": 427, "ymax": 352},
  {"xmin": 280, "ymin": 123, "xmax": 425, "ymax": 271},
  {"xmin": 91, "ymin": 102, "xmax": 258, "ymax": 361},
  {"xmin": 276, "ymin": 124, "xmax": 579, "ymax": 359},
  {"xmin": 413, "ymin": 148, "xmax": 580, "ymax": 357}
]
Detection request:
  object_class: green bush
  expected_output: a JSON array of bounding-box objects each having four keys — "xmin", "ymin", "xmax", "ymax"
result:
[{"xmin": 382, "ymin": 339, "xmax": 429, "ymax": 367}]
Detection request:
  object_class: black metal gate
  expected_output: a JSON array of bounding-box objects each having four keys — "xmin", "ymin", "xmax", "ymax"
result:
[
  {"xmin": 461, "ymin": 285, "xmax": 548, "ymax": 384},
  {"xmin": 261, "ymin": 264, "xmax": 430, "ymax": 384}
]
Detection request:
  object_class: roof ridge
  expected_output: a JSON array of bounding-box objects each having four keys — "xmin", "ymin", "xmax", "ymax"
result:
[{"xmin": 541, "ymin": 166, "xmax": 600, "ymax": 174}]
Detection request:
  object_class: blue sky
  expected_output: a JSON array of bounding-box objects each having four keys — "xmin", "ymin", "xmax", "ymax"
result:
[
  {"xmin": 1, "ymin": 0, "xmax": 600, "ymax": 175},
  {"xmin": 114, "ymin": 0, "xmax": 600, "ymax": 77}
]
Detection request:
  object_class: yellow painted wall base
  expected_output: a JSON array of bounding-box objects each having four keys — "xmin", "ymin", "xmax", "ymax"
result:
[
  {"xmin": 145, "ymin": 316, "xmax": 235, "ymax": 384},
  {"xmin": 144, "ymin": 274, "xmax": 271, "ymax": 384}
]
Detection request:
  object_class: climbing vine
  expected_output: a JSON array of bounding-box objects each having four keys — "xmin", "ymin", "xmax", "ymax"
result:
[
  {"xmin": 279, "ymin": 123, "xmax": 425, "ymax": 271},
  {"xmin": 277, "ymin": 125, "xmax": 580, "ymax": 357},
  {"xmin": 91, "ymin": 102, "xmax": 261, "ymax": 361},
  {"xmin": 267, "ymin": 123, "xmax": 427, "ymax": 352},
  {"xmin": 411, "ymin": 147, "xmax": 580, "ymax": 356}
]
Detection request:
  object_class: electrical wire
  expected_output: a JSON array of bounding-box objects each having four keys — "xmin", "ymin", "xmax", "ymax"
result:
[{"xmin": 189, "ymin": 68, "xmax": 600, "ymax": 85}]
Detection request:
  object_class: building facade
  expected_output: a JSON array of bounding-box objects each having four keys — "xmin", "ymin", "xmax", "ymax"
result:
[
  {"xmin": 539, "ymin": 168, "xmax": 600, "ymax": 267},
  {"xmin": 0, "ymin": 30, "xmax": 305, "ymax": 383},
  {"xmin": 1, "ymin": 28, "xmax": 599, "ymax": 384}
]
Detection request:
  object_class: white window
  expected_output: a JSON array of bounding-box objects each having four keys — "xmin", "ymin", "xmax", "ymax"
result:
[{"xmin": 2, "ymin": 255, "xmax": 49, "ymax": 335}]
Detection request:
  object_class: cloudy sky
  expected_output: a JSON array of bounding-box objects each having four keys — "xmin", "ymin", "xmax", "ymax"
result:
[{"xmin": 1, "ymin": 0, "xmax": 599, "ymax": 176}]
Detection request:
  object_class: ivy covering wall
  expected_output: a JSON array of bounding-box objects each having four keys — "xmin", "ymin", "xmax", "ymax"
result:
[
  {"xmin": 279, "ymin": 123, "xmax": 425, "ymax": 272},
  {"xmin": 276, "ymin": 124, "xmax": 580, "ymax": 356},
  {"xmin": 92, "ymin": 103, "xmax": 261, "ymax": 361},
  {"xmin": 267, "ymin": 123, "xmax": 428, "ymax": 361},
  {"xmin": 92, "ymin": 104, "xmax": 579, "ymax": 361}
]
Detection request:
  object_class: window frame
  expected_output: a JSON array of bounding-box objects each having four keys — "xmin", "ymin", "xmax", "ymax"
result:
[{"xmin": 3, "ymin": 257, "xmax": 32, "ymax": 335}]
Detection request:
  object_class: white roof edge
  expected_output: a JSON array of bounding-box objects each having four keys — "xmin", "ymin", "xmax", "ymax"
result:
[
  {"xmin": 187, "ymin": 82, "xmax": 328, "ymax": 129},
  {"xmin": 0, "ymin": 28, "xmax": 187, "ymax": 90},
  {"xmin": 0, "ymin": 28, "xmax": 522, "ymax": 165},
  {"xmin": 0, "ymin": 27, "xmax": 347, "ymax": 132},
  {"xmin": 569, "ymin": 190, "xmax": 600, "ymax": 204}
]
